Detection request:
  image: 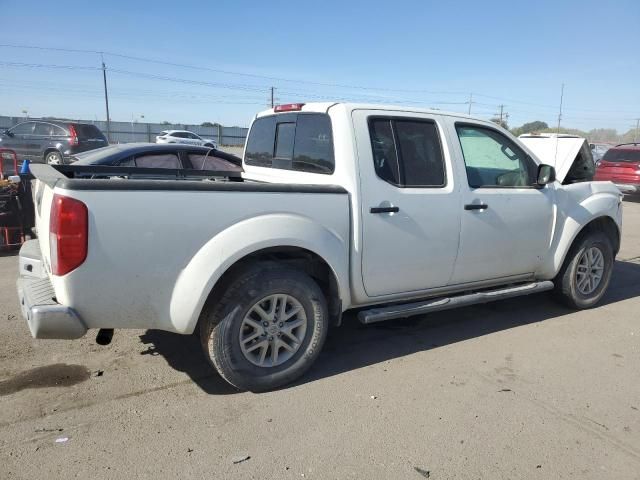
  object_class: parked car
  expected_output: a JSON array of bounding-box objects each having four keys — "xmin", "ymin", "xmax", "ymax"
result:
[
  {"xmin": 70, "ymin": 143, "xmax": 242, "ymax": 171},
  {"xmin": 590, "ymin": 143, "xmax": 612, "ymax": 163},
  {"xmin": 518, "ymin": 133, "xmax": 595, "ymax": 183},
  {"xmin": 594, "ymin": 142, "xmax": 640, "ymax": 195},
  {"xmin": 155, "ymin": 130, "xmax": 218, "ymax": 149},
  {"xmin": 0, "ymin": 120, "xmax": 108, "ymax": 165},
  {"xmin": 18, "ymin": 102, "xmax": 622, "ymax": 392}
]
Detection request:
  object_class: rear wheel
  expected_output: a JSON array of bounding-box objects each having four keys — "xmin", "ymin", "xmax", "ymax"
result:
[
  {"xmin": 45, "ymin": 151, "xmax": 63, "ymax": 165},
  {"xmin": 200, "ymin": 265, "xmax": 328, "ymax": 391},
  {"xmin": 553, "ymin": 231, "xmax": 614, "ymax": 309}
]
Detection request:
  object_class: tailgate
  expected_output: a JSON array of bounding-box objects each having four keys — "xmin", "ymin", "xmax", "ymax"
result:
[{"xmin": 32, "ymin": 176, "xmax": 55, "ymax": 275}]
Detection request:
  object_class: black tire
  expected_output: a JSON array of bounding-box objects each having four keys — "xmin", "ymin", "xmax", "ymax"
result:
[
  {"xmin": 199, "ymin": 265, "xmax": 328, "ymax": 392},
  {"xmin": 553, "ymin": 231, "xmax": 614, "ymax": 309},
  {"xmin": 45, "ymin": 150, "xmax": 63, "ymax": 165}
]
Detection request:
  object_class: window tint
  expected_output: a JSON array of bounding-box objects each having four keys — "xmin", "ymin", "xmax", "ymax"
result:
[
  {"xmin": 74, "ymin": 124, "xmax": 105, "ymax": 139},
  {"xmin": 456, "ymin": 125, "xmax": 536, "ymax": 188},
  {"xmin": 33, "ymin": 122, "xmax": 54, "ymax": 135},
  {"xmin": 245, "ymin": 116, "xmax": 276, "ymax": 167},
  {"xmin": 245, "ymin": 113, "xmax": 335, "ymax": 174},
  {"xmin": 171, "ymin": 132, "xmax": 185, "ymax": 138},
  {"xmin": 370, "ymin": 119, "xmax": 400, "ymax": 185},
  {"xmin": 274, "ymin": 122, "xmax": 295, "ymax": 159},
  {"xmin": 368, "ymin": 118, "xmax": 445, "ymax": 187},
  {"xmin": 135, "ymin": 153, "xmax": 180, "ymax": 168},
  {"xmin": 188, "ymin": 153, "xmax": 242, "ymax": 172},
  {"xmin": 603, "ymin": 149, "xmax": 640, "ymax": 162},
  {"xmin": 292, "ymin": 114, "xmax": 334, "ymax": 174},
  {"xmin": 51, "ymin": 125, "xmax": 67, "ymax": 136},
  {"xmin": 9, "ymin": 122, "xmax": 35, "ymax": 135}
]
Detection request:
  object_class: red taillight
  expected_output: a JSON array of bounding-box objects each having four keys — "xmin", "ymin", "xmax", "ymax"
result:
[
  {"xmin": 274, "ymin": 103, "xmax": 305, "ymax": 112},
  {"xmin": 69, "ymin": 125, "xmax": 79, "ymax": 146},
  {"xmin": 50, "ymin": 194, "xmax": 88, "ymax": 276}
]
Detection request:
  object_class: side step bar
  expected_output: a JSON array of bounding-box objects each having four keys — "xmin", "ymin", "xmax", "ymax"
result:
[{"xmin": 358, "ymin": 281, "xmax": 554, "ymax": 324}]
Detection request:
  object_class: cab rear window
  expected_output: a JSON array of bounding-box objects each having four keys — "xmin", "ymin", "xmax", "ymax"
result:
[{"xmin": 245, "ymin": 113, "xmax": 334, "ymax": 174}]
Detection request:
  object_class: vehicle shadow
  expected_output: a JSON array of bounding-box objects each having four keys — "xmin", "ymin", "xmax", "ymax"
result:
[{"xmin": 140, "ymin": 259, "xmax": 640, "ymax": 394}]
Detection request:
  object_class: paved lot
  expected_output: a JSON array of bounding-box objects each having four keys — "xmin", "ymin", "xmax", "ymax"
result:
[{"xmin": 1, "ymin": 201, "xmax": 640, "ymax": 479}]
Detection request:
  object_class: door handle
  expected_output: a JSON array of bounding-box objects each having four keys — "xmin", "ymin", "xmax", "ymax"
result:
[
  {"xmin": 464, "ymin": 203, "xmax": 489, "ymax": 211},
  {"xmin": 370, "ymin": 206, "xmax": 399, "ymax": 214}
]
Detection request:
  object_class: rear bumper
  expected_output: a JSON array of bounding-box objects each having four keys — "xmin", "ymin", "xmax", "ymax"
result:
[{"xmin": 16, "ymin": 240, "xmax": 87, "ymax": 339}]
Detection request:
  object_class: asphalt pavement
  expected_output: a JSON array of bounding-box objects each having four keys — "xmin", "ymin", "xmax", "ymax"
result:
[{"xmin": 1, "ymin": 201, "xmax": 639, "ymax": 479}]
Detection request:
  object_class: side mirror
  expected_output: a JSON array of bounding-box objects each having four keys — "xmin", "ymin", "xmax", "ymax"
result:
[
  {"xmin": 4, "ymin": 129, "xmax": 14, "ymax": 137},
  {"xmin": 589, "ymin": 143, "xmax": 595, "ymax": 150},
  {"xmin": 537, "ymin": 164, "xmax": 556, "ymax": 186}
]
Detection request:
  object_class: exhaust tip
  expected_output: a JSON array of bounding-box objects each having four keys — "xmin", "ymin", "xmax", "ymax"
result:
[{"xmin": 96, "ymin": 329, "xmax": 114, "ymax": 346}]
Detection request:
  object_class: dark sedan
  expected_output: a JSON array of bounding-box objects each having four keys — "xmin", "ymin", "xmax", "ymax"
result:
[{"xmin": 71, "ymin": 143, "xmax": 242, "ymax": 171}]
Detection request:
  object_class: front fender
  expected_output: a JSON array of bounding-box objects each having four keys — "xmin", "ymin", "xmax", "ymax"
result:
[
  {"xmin": 538, "ymin": 182, "xmax": 622, "ymax": 278},
  {"xmin": 169, "ymin": 213, "xmax": 350, "ymax": 334}
]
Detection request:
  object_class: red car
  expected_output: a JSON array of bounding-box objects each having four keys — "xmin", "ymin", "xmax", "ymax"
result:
[{"xmin": 594, "ymin": 143, "xmax": 640, "ymax": 195}]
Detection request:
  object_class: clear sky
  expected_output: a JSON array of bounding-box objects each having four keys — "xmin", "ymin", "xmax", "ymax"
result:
[{"xmin": 1, "ymin": 0, "xmax": 638, "ymax": 132}]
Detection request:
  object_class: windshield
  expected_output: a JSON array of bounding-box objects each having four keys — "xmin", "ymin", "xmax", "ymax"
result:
[{"xmin": 602, "ymin": 149, "xmax": 640, "ymax": 162}]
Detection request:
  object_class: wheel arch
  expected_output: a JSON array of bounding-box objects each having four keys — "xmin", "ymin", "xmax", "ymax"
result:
[
  {"xmin": 169, "ymin": 214, "xmax": 350, "ymax": 334},
  {"xmin": 43, "ymin": 148, "xmax": 62, "ymax": 163},
  {"xmin": 546, "ymin": 215, "xmax": 620, "ymax": 279}
]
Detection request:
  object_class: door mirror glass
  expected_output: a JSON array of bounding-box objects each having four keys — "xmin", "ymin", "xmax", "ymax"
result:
[{"xmin": 536, "ymin": 164, "xmax": 556, "ymax": 185}]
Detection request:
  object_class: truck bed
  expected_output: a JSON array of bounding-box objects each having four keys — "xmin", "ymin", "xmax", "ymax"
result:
[{"xmin": 23, "ymin": 164, "xmax": 350, "ymax": 338}]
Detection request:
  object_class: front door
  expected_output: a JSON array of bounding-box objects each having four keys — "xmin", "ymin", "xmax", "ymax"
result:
[
  {"xmin": 354, "ymin": 110, "xmax": 462, "ymax": 297},
  {"xmin": 3, "ymin": 122, "xmax": 35, "ymax": 160},
  {"xmin": 448, "ymin": 121, "xmax": 555, "ymax": 284}
]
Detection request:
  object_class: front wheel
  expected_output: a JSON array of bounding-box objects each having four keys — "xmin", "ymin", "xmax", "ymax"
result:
[
  {"xmin": 200, "ymin": 265, "xmax": 328, "ymax": 391},
  {"xmin": 553, "ymin": 231, "xmax": 614, "ymax": 309}
]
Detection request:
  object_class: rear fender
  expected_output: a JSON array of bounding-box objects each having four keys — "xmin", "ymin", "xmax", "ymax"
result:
[{"xmin": 169, "ymin": 213, "xmax": 349, "ymax": 334}]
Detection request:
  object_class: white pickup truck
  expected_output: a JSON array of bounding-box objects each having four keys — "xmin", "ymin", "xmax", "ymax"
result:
[{"xmin": 17, "ymin": 102, "xmax": 623, "ymax": 391}]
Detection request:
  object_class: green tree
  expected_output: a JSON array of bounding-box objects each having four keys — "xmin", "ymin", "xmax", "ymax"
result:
[
  {"xmin": 201, "ymin": 121, "xmax": 215, "ymax": 127},
  {"xmin": 490, "ymin": 117, "xmax": 509, "ymax": 129},
  {"xmin": 511, "ymin": 120, "xmax": 549, "ymax": 136}
]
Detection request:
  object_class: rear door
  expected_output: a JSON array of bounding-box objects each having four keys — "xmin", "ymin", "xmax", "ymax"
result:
[
  {"xmin": 32, "ymin": 122, "xmax": 55, "ymax": 158},
  {"xmin": 354, "ymin": 110, "xmax": 462, "ymax": 297},
  {"xmin": 448, "ymin": 121, "xmax": 554, "ymax": 284}
]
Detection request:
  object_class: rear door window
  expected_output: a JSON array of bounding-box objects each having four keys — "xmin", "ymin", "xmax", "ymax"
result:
[
  {"xmin": 368, "ymin": 118, "xmax": 445, "ymax": 187},
  {"xmin": 188, "ymin": 153, "xmax": 242, "ymax": 172},
  {"xmin": 245, "ymin": 113, "xmax": 334, "ymax": 174},
  {"xmin": 135, "ymin": 153, "xmax": 181, "ymax": 168},
  {"xmin": 33, "ymin": 122, "xmax": 54, "ymax": 136}
]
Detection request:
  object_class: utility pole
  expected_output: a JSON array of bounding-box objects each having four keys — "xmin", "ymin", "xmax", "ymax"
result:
[
  {"xmin": 101, "ymin": 53, "xmax": 111, "ymax": 143},
  {"xmin": 467, "ymin": 93, "xmax": 473, "ymax": 115},
  {"xmin": 498, "ymin": 104, "xmax": 505, "ymax": 123},
  {"xmin": 270, "ymin": 87, "xmax": 275, "ymax": 108},
  {"xmin": 634, "ymin": 118, "xmax": 640, "ymax": 143},
  {"xmin": 556, "ymin": 83, "xmax": 564, "ymax": 134}
]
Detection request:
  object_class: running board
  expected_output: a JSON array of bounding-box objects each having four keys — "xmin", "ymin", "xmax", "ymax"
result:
[{"xmin": 358, "ymin": 281, "xmax": 554, "ymax": 324}]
